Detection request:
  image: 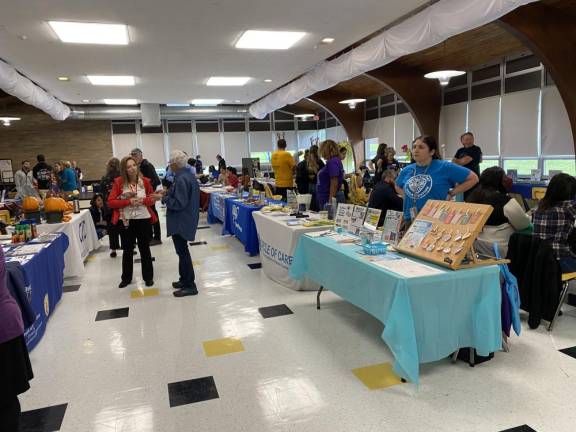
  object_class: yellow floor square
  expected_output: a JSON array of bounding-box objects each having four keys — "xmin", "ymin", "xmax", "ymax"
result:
[
  {"xmin": 210, "ymin": 245, "xmax": 231, "ymax": 252},
  {"xmin": 84, "ymin": 255, "xmax": 95, "ymax": 262},
  {"xmin": 352, "ymin": 363, "xmax": 403, "ymax": 390},
  {"xmin": 130, "ymin": 288, "xmax": 160, "ymax": 298},
  {"xmin": 203, "ymin": 338, "xmax": 244, "ymax": 357},
  {"xmin": 192, "ymin": 260, "xmax": 202, "ymax": 266}
]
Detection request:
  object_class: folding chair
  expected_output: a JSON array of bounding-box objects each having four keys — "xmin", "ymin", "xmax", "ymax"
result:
[{"xmin": 548, "ymin": 272, "xmax": 576, "ymax": 331}]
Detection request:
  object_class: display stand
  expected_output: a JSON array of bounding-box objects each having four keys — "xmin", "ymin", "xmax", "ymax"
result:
[{"xmin": 396, "ymin": 200, "xmax": 508, "ymax": 270}]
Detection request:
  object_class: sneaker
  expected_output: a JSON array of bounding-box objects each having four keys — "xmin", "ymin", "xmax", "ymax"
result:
[
  {"xmin": 145, "ymin": 280, "xmax": 154, "ymax": 287},
  {"xmin": 149, "ymin": 239, "xmax": 162, "ymax": 246},
  {"xmin": 110, "ymin": 251, "xmax": 117, "ymax": 258},
  {"xmin": 172, "ymin": 281, "xmax": 188, "ymax": 289},
  {"xmin": 173, "ymin": 288, "xmax": 198, "ymax": 297},
  {"xmin": 118, "ymin": 280, "xmax": 131, "ymax": 288}
]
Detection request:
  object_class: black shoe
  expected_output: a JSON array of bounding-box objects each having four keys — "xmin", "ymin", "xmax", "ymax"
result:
[
  {"xmin": 118, "ymin": 280, "xmax": 131, "ymax": 288},
  {"xmin": 173, "ymin": 288, "xmax": 198, "ymax": 297},
  {"xmin": 172, "ymin": 281, "xmax": 186, "ymax": 289},
  {"xmin": 149, "ymin": 239, "xmax": 162, "ymax": 246},
  {"xmin": 110, "ymin": 251, "xmax": 117, "ymax": 258},
  {"xmin": 145, "ymin": 280, "xmax": 154, "ymax": 287}
]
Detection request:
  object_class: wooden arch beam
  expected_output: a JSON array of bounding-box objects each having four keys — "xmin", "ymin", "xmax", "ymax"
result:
[
  {"xmin": 306, "ymin": 90, "xmax": 365, "ymax": 167},
  {"xmin": 498, "ymin": 2, "xmax": 576, "ymax": 153},
  {"xmin": 364, "ymin": 63, "xmax": 442, "ymax": 142}
]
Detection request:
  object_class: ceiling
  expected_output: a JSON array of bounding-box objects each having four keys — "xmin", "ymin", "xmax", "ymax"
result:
[{"xmin": 0, "ymin": 0, "xmax": 428, "ymax": 106}]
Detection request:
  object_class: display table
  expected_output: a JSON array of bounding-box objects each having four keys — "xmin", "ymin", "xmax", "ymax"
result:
[
  {"xmin": 510, "ymin": 181, "xmax": 547, "ymax": 199},
  {"xmin": 36, "ymin": 209, "xmax": 100, "ymax": 277},
  {"xmin": 5, "ymin": 233, "xmax": 68, "ymax": 351},
  {"xmin": 206, "ymin": 191, "xmax": 236, "ymax": 231},
  {"xmin": 224, "ymin": 198, "xmax": 264, "ymax": 256},
  {"xmin": 253, "ymin": 211, "xmax": 325, "ymax": 290},
  {"xmin": 289, "ymin": 235, "xmax": 502, "ymax": 384}
]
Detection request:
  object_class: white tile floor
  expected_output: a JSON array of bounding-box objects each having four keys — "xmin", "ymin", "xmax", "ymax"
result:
[{"xmin": 19, "ymin": 211, "xmax": 576, "ymax": 432}]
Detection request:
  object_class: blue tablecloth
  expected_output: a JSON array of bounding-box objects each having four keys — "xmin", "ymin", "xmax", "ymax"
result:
[
  {"xmin": 510, "ymin": 182, "xmax": 547, "ymax": 199},
  {"xmin": 224, "ymin": 198, "xmax": 264, "ymax": 256},
  {"xmin": 207, "ymin": 192, "xmax": 232, "ymax": 225},
  {"xmin": 6, "ymin": 234, "xmax": 68, "ymax": 351},
  {"xmin": 289, "ymin": 235, "xmax": 502, "ymax": 384}
]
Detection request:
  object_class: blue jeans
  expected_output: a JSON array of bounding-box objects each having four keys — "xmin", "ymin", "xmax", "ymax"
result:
[{"xmin": 172, "ymin": 234, "xmax": 196, "ymax": 288}]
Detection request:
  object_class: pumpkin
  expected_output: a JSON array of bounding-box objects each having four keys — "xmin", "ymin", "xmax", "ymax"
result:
[
  {"xmin": 44, "ymin": 197, "xmax": 67, "ymax": 213},
  {"xmin": 23, "ymin": 196, "xmax": 40, "ymax": 212}
]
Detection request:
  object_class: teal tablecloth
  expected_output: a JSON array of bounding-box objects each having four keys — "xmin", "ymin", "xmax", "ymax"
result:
[{"xmin": 289, "ymin": 236, "xmax": 502, "ymax": 384}]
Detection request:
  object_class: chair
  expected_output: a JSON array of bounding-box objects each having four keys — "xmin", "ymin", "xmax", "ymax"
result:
[{"xmin": 548, "ymin": 272, "xmax": 576, "ymax": 331}]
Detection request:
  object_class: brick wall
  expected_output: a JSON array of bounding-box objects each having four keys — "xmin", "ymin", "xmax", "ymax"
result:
[{"xmin": 0, "ymin": 106, "xmax": 112, "ymax": 180}]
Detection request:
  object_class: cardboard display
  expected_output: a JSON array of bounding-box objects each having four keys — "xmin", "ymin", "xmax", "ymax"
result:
[{"xmin": 396, "ymin": 200, "xmax": 507, "ymax": 270}]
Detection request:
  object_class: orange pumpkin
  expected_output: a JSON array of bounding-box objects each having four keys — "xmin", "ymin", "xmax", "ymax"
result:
[
  {"xmin": 44, "ymin": 197, "xmax": 67, "ymax": 213},
  {"xmin": 23, "ymin": 196, "xmax": 40, "ymax": 212}
]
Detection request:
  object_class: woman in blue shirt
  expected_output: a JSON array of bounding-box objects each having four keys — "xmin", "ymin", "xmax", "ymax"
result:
[
  {"xmin": 395, "ymin": 136, "xmax": 478, "ymax": 222},
  {"xmin": 57, "ymin": 161, "xmax": 77, "ymax": 192}
]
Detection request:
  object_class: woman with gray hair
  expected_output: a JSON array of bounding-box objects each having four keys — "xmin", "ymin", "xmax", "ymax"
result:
[{"xmin": 161, "ymin": 150, "xmax": 200, "ymax": 297}]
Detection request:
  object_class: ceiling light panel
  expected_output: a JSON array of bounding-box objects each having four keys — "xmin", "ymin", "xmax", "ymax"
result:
[
  {"xmin": 103, "ymin": 99, "xmax": 138, "ymax": 105},
  {"xmin": 191, "ymin": 99, "xmax": 224, "ymax": 106},
  {"xmin": 235, "ymin": 30, "xmax": 306, "ymax": 50},
  {"xmin": 48, "ymin": 21, "xmax": 129, "ymax": 45},
  {"xmin": 206, "ymin": 77, "xmax": 250, "ymax": 86},
  {"xmin": 87, "ymin": 75, "xmax": 135, "ymax": 86}
]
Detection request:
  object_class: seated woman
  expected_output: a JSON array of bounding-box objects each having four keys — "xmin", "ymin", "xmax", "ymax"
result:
[
  {"xmin": 533, "ymin": 173, "xmax": 576, "ymax": 272},
  {"xmin": 349, "ymin": 171, "xmax": 369, "ymax": 206},
  {"xmin": 208, "ymin": 165, "xmax": 219, "ymax": 181},
  {"xmin": 368, "ymin": 169, "xmax": 403, "ymax": 227},
  {"xmin": 466, "ymin": 167, "xmax": 531, "ymax": 257},
  {"xmin": 89, "ymin": 193, "xmax": 110, "ymax": 239},
  {"xmin": 226, "ymin": 167, "xmax": 239, "ymax": 188}
]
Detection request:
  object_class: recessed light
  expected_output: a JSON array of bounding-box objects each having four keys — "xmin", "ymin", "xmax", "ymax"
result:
[
  {"xmin": 321, "ymin": 37, "xmax": 335, "ymax": 44},
  {"xmin": 57, "ymin": 76, "xmax": 70, "ymax": 81},
  {"xmin": 87, "ymin": 75, "xmax": 135, "ymax": 86},
  {"xmin": 206, "ymin": 77, "xmax": 250, "ymax": 86},
  {"xmin": 235, "ymin": 30, "xmax": 306, "ymax": 50},
  {"xmin": 191, "ymin": 99, "xmax": 224, "ymax": 106},
  {"xmin": 103, "ymin": 99, "xmax": 138, "ymax": 105},
  {"xmin": 48, "ymin": 21, "xmax": 129, "ymax": 45},
  {"xmin": 166, "ymin": 103, "xmax": 190, "ymax": 107},
  {"xmin": 264, "ymin": 79, "xmax": 272, "ymax": 83},
  {"xmin": 294, "ymin": 114, "xmax": 314, "ymax": 119},
  {"xmin": 81, "ymin": 99, "xmax": 90, "ymax": 103},
  {"xmin": 235, "ymin": 100, "xmax": 242, "ymax": 103}
]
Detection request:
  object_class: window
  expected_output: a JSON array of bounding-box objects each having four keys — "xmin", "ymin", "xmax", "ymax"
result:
[
  {"xmin": 479, "ymin": 159, "xmax": 500, "ymax": 174},
  {"xmin": 543, "ymin": 159, "xmax": 576, "ymax": 176},
  {"xmin": 365, "ymin": 138, "xmax": 379, "ymax": 160},
  {"xmin": 251, "ymin": 152, "xmax": 271, "ymax": 164},
  {"xmin": 503, "ymin": 159, "xmax": 539, "ymax": 176}
]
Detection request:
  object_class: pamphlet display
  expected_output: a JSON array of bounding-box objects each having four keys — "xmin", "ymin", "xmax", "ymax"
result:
[
  {"xmin": 363, "ymin": 208, "xmax": 382, "ymax": 231},
  {"xmin": 381, "ymin": 210, "xmax": 403, "ymax": 245},
  {"xmin": 396, "ymin": 200, "xmax": 506, "ymax": 270}
]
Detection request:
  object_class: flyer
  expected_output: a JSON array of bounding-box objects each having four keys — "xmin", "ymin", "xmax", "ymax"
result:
[
  {"xmin": 335, "ymin": 203, "xmax": 354, "ymax": 231},
  {"xmin": 363, "ymin": 208, "xmax": 382, "ymax": 231},
  {"xmin": 350, "ymin": 206, "xmax": 368, "ymax": 235},
  {"xmin": 382, "ymin": 210, "xmax": 403, "ymax": 245},
  {"xmin": 373, "ymin": 257, "xmax": 445, "ymax": 278},
  {"xmin": 400, "ymin": 219, "xmax": 433, "ymax": 249}
]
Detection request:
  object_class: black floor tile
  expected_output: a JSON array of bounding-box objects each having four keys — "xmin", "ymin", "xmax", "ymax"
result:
[
  {"xmin": 95, "ymin": 307, "xmax": 129, "ymax": 322},
  {"xmin": 197, "ymin": 226, "xmax": 210, "ymax": 230},
  {"xmin": 189, "ymin": 241, "xmax": 208, "ymax": 246},
  {"xmin": 500, "ymin": 426, "xmax": 537, "ymax": 432},
  {"xmin": 258, "ymin": 304, "xmax": 293, "ymax": 319},
  {"xmin": 559, "ymin": 346, "xmax": 576, "ymax": 359},
  {"xmin": 62, "ymin": 284, "xmax": 80, "ymax": 293},
  {"xmin": 248, "ymin": 263, "xmax": 262, "ymax": 269},
  {"xmin": 168, "ymin": 376, "xmax": 219, "ymax": 408},
  {"xmin": 19, "ymin": 403, "xmax": 68, "ymax": 432}
]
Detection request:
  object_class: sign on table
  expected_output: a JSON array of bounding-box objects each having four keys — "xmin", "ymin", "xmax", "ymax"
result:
[{"xmin": 382, "ymin": 210, "xmax": 403, "ymax": 245}]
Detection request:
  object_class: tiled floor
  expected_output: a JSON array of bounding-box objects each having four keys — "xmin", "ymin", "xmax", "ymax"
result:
[{"xmin": 18, "ymin": 211, "xmax": 576, "ymax": 431}]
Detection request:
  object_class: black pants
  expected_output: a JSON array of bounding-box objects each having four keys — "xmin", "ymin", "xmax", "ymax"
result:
[
  {"xmin": 150, "ymin": 205, "xmax": 161, "ymax": 241},
  {"xmin": 119, "ymin": 219, "xmax": 153, "ymax": 283},
  {"xmin": 172, "ymin": 234, "xmax": 196, "ymax": 288},
  {"xmin": 107, "ymin": 222, "xmax": 121, "ymax": 250},
  {"xmin": 275, "ymin": 187, "xmax": 292, "ymax": 202},
  {"xmin": 0, "ymin": 396, "xmax": 20, "ymax": 432}
]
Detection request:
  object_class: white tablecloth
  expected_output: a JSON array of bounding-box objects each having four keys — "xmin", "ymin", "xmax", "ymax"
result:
[
  {"xmin": 37, "ymin": 210, "xmax": 100, "ymax": 278},
  {"xmin": 253, "ymin": 211, "xmax": 325, "ymax": 291}
]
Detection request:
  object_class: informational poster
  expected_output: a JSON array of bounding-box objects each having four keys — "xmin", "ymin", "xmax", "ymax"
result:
[
  {"xmin": 335, "ymin": 203, "xmax": 354, "ymax": 231},
  {"xmin": 382, "ymin": 210, "xmax": 403, "ymax": 245},
  {"xmin": 531, "ymin": 169, "xmax": 542, "ymax": 182},
  {"xmin": 287, "ymin": 190, "xmax": 298, "ymax": 209},
  {"xmin": 507, "ymin": 169, "xmax": 517, "ymax": 182},
  {"xmin": 400, "ymin": 220, "xmax": 433, "ymax": 249},
  {"xmin": 363, "ymin": 208, "xmax": 382, "ymax": 231},
  {"xmin": 350, "ymin": 206, "xmax": 368, "ymax": 234}
]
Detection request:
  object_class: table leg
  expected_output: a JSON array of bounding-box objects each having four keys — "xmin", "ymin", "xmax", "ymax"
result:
[
  {"xmin": 316, "ymin": 285, "xmax": 324, "ymax": 310},
  {"xmin": 468, "ymin": 348, "xmax": 475, "ymax": 367},
  {"xmin": 451, "ymin": 350, "xmax": 459, "ymax": 363}
]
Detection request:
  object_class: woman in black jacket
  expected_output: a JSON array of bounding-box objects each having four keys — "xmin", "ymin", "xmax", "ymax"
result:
[{"xmin": 100, "ymin": 158, "xmax": 122, "ymax": 257}]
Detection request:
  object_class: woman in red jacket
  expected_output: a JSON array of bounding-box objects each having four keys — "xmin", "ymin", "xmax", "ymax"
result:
[{"xmin": 108, "ymin": 156, "xmax": 161, "ymax": 288}]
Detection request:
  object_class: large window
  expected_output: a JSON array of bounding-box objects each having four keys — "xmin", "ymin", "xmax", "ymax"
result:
[
  {"xmin": 503, "ymin": 159, "xmax": 539, "ymax": 176},
  {"xmin": 479, "ymin": 159, "xmax": 500, "ymax": 173},
  {"xmin": 250, "ymin": 152, "xmax": 271, "ymax": 164},
  {"xmin": 543, "ymin": 159, "xmax": 576, "ymax": 176}
]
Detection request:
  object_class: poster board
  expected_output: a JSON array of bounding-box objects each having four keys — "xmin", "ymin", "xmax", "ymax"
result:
[
  {"xmin": 396, "ymin": 200, "xmax": 505, "ymax": 270},
  {"xmin": 0, "ymin": 159, "xmax": 13, "ymax": 183},
  {"xmin": 381, "ymin": 210, "xmax": 403, "ymax": 245}
]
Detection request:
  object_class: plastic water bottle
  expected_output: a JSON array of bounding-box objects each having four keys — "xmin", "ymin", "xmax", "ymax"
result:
[{"xmin": 324, "ymin": 203, "xmax": 334, "ymax": 220}]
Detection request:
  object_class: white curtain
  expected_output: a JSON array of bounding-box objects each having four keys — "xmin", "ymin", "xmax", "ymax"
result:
[
  {"xmin": 223, "ymin": 132, "xmax": 249, "ymax": 166},
  {"xmin": 140, "ymin": 134, "xmax": 166, "ymax": 168},
  {"xmin": 440, "ymin": 103, "xmax": 468, "ymax": 159},
  {"xmin": 363, "ymin": 119, "xmax": 379, "ymax": 139},
  {"xmin": 113, "ymin": 134, "xmax": 137, "ymax": 159},
  {"xmin": 468, "ymin": 96, "xmax": 500, "ymax": 156},
  {"xmin": 0, "ymin": 59, "xmax": 70, "ymax": 120},
  {"xmin": 326, "ymin": 126, "xmax": 347, "ymax": 143},
  {"xmin": 541, "ymin": 86, "xmax": 574, "ymax": 156},
  {"xmin": 168, "ymin": 133, "xmax": 194, "ymax": 157},
  {"xmin": 297, "ymin": 130, "xmax": 321, "ymax": 149},
  {"xmin": 282, "ymin": 131, "xmax": 298, "ymax": 151},
  {"xmin": 395, "ymin": 113, "xmax": 414, "ymax": 150},
  {"xmin": 249, "ymin": 131, "xmax": 273, "ymax": 153},
  {"xmin": 377, "ymin": 117, "xmax": 395, "ymax": 148},
  {"xmin": 196, "ymin": 132, "xmax": 222, "ymax": 166},
  {"xmin": 249, "ymin": 0, "xmax": 536, "ymax": 118},
  {"xmin": 501, "ymin": 89, "xmax": 539, "ymax": 157}
]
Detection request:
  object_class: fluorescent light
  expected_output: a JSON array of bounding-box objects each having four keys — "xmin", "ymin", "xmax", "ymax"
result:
[
  {"xmin": 166, "ymin": 103, "xmax": 190, "ymax": 107},
  {"xmin": 206, "ymin": 77, "xmax": 250, "ymax": 86},
  {"xmin": 48, "ymin": 21, "xmax": 129, "ymax": 45},
  {"xmin": 235, "ymin": 30, "xmax": 305, "ymax": 50},
  {"xmin": 103, "ymin": 99, "xmax": 138, "ymax": 105},
  {"xmin": 87, "ymin": 75, "xmax": 135, "ymax": 86},
  {"xmin": 321, "ymin": 37, "xmax": 335, "ymax": 44},
  {"xmin": 264, "ymin": 79, "xmax": 272, "ymax": 83},
  {"xmin": 57, "ymin": 76, "xmax": 70, "ymax": 81},
  {"xmin": 338, "ymin": 98, "xmax": 366, "ymax": 109},
  {"xmin": 81, "ymin": 99, "xmax": 90, "ymax": 103},
  {"xmin": 191, "ymin": 99, "xmax": 224, "ymax": 106},
  {"xmin": 235, "ymin": 100, "xmax": 241, "ymax": 103},
  {"xmin": 0, "ymin": 117, "xmax": 20, "ymax": 127},
  {"xmin": 294, "ymin": 114, "xmax": 314, "ymax": 119}
]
